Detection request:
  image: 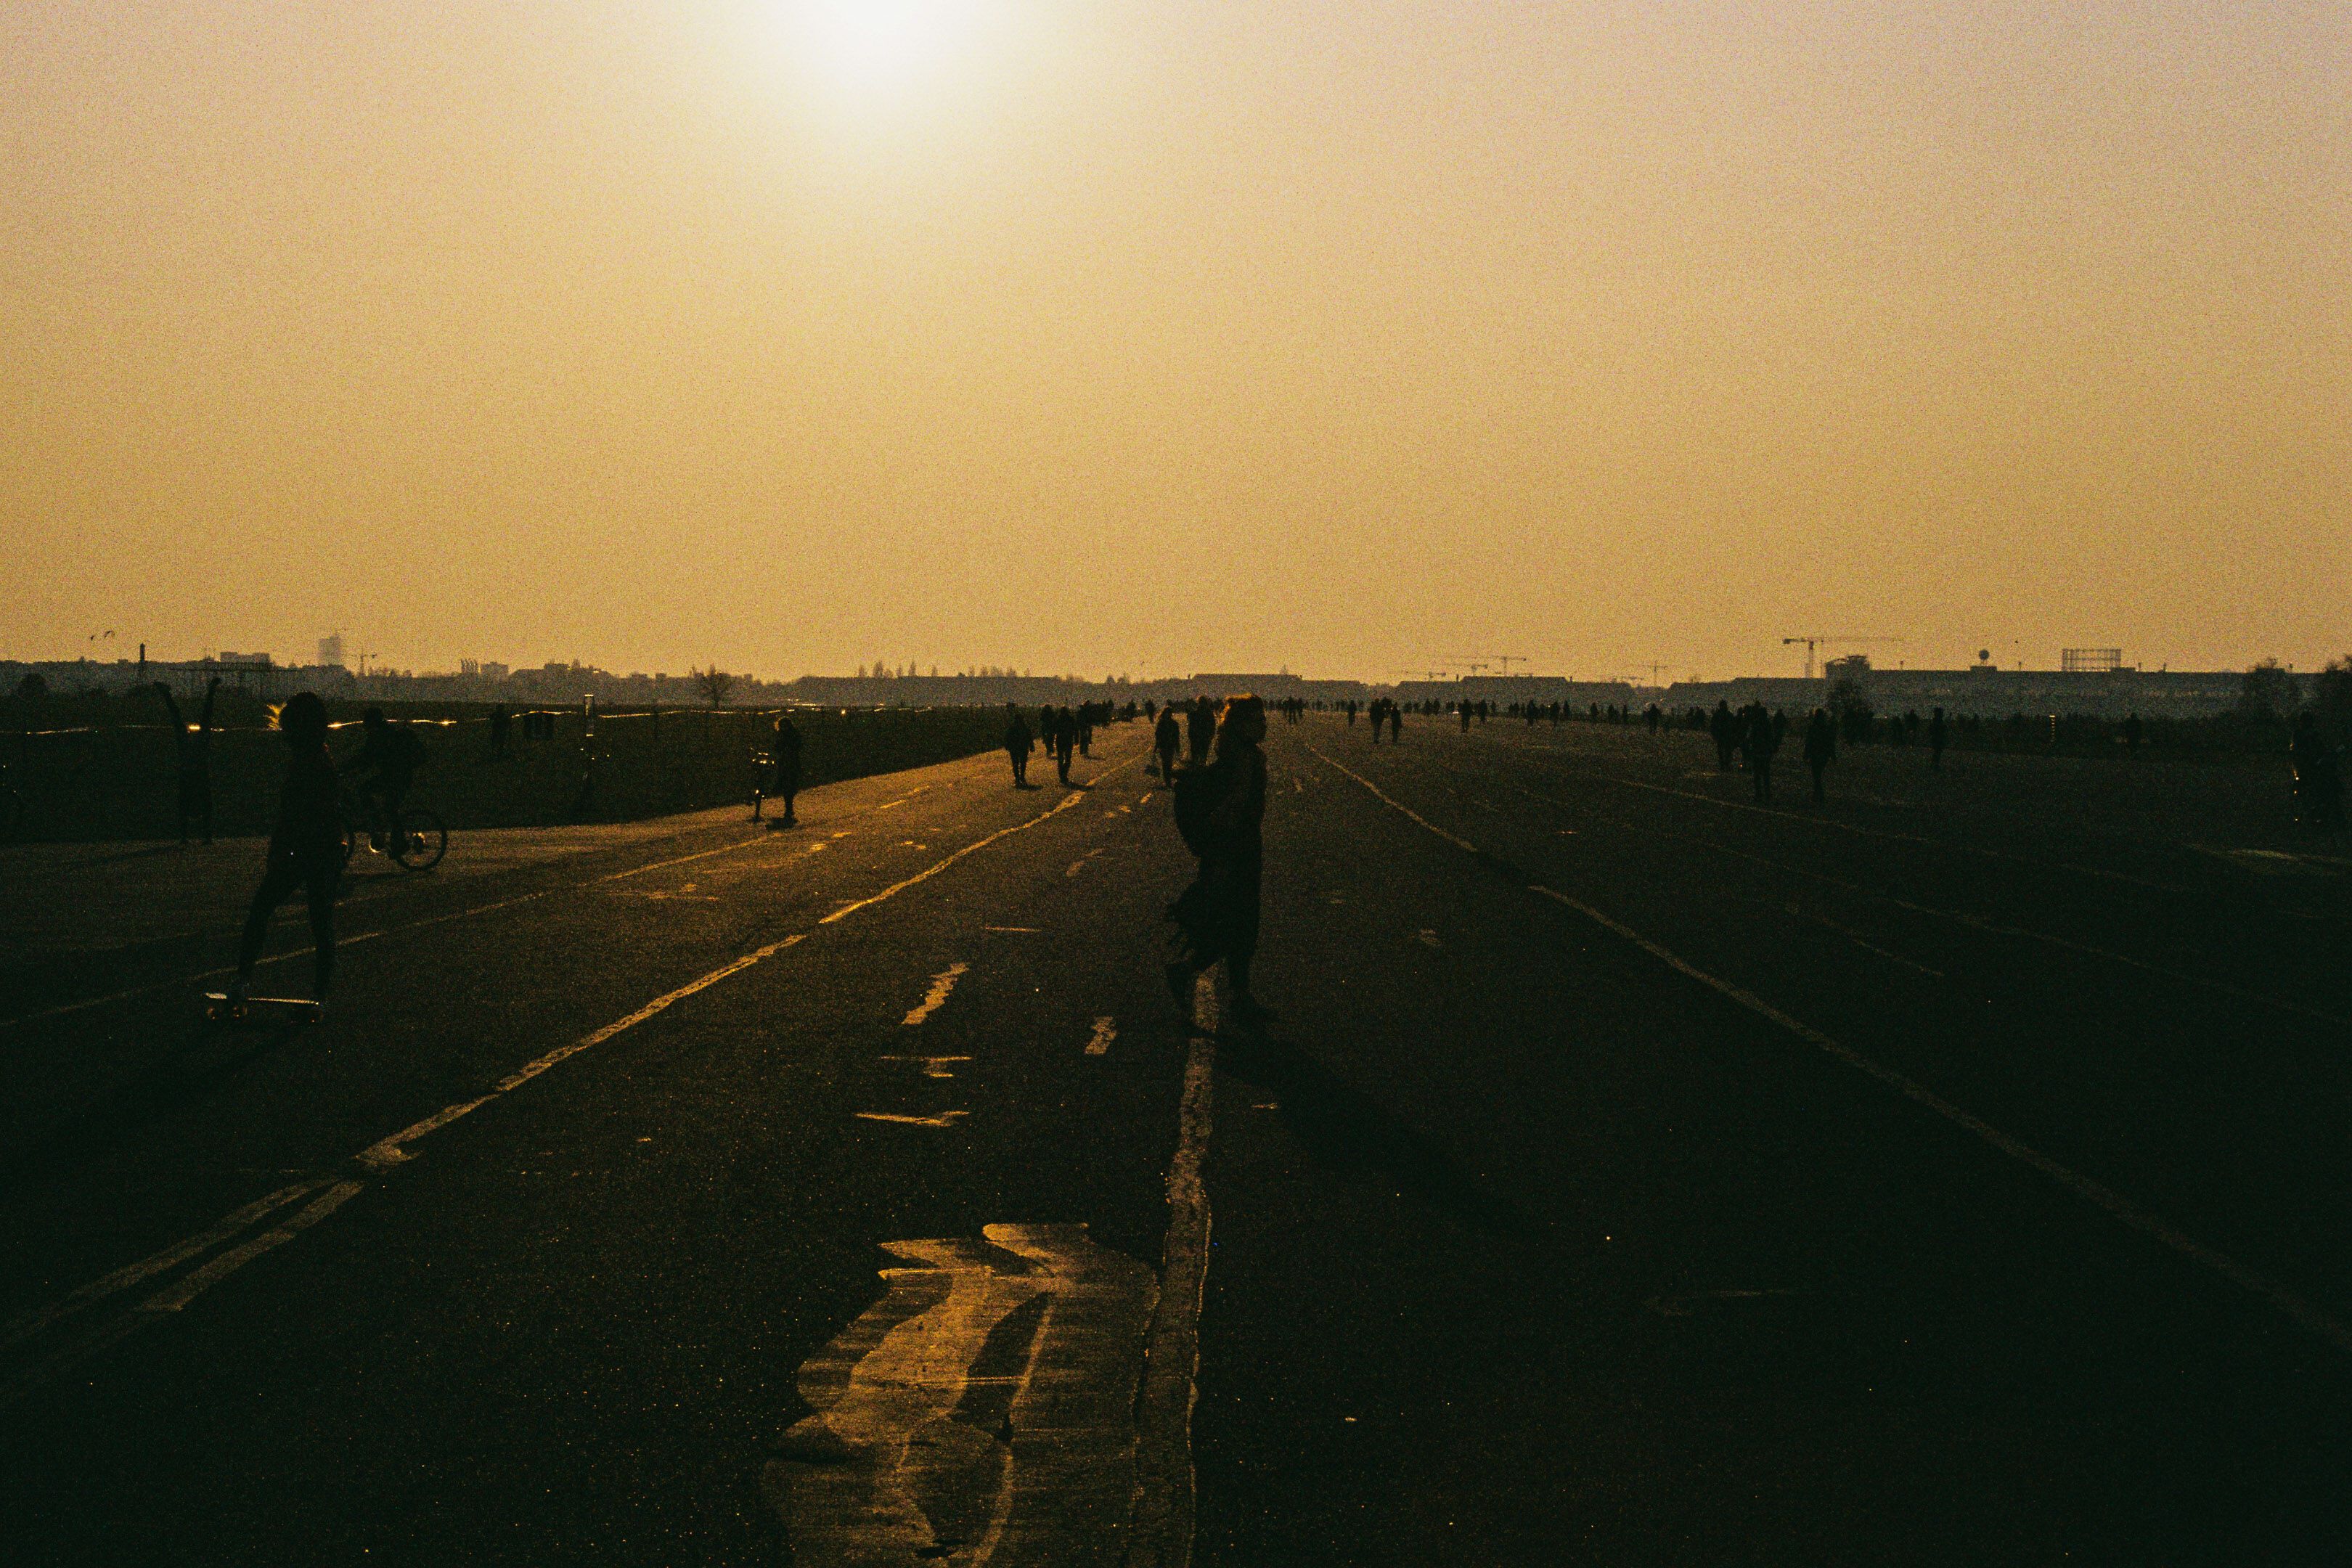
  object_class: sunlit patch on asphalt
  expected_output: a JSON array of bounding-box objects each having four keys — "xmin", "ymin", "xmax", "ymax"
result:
[
  {"xmin": 902, "ymin": 963, "xmax": 969, "ymax": 1026},
  {"xmin": 854, "ymin": 1111, "xmax": 968, "ymax": 1128},
  {"xmin": 764, "ymin": 1225, "xmax": 1156, "ymax": 1564}
]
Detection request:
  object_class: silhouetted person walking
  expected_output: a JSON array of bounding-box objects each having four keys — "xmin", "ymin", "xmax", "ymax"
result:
[
  {"xmin": 769, "ymin": 712, "xmax": 803, "ymax": 824},
  {"xmin": 1803, "ymin": 708, "xmax": 1836, "ymax": 803},
  {"xmin": 1187, "ymin": 695, "xmax": 1214, "ymax": 766},
  {"xmin": 157, "ymin": 677, "xmax": 219, "ymax": 845},
  {"xmin": 489, "ymin": 703, "xmax": 512, "ymax": 757},
  {"xmin": 1153, "ymin": 706, "xmax": 1181, "ymax": 779},
  {"xmin": 1927, "ymin": 706, "xmax": 1948, "ymax": 769},
  {"xmin": 2123, "ymin": 712, "xmax": 2144, "ymax": 752},
  {"xmin": 1710, "ymin": 701, "xmax": 1737, "ymax": 772},
  {"xmin": 1005, "ymin": 707, "xmax": 1034, "ymax": 787},
  {"xmin": 228, "ymin": 693, "xmax": 340, "ymax": 1010},
  {"xmin": 1387, "ymin": 702, "xmax": 1402, "ymax": 743},
  {"xmin": 1054, "ymin": 706, "xmax": 1077, "ymax": 783},
  {"xmin": 1167, "ymin": 695, "xmax": 1271, "ymax": 1024},
  {"xmin": 1747, "ymin": 706, "xmax": 1780, "ymax": 802}
]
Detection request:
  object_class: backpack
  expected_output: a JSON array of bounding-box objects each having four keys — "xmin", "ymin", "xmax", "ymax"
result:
[{"xmin": 1169, "ymin": 756, "xmax": 1229, "ymax": 857}]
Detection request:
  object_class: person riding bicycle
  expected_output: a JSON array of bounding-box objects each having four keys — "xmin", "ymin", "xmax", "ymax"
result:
[{"xmin": 351, "ymin": 706, "xmax": 428, "ymax": 851}]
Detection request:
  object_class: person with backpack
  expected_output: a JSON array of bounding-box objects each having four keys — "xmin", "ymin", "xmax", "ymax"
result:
[
  {"xmin": 226, "ymin": 693, "xmax": 342, "ymax": 1012},
  {"xmin": 1166, "ymin": 694, "xmax": 1272, "ymax": 1024}
]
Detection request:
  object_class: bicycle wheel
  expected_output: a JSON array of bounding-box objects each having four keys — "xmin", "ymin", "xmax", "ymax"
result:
[{"xmin": 393, "ymin": 807, "xmax": 447, "ymax": 871}]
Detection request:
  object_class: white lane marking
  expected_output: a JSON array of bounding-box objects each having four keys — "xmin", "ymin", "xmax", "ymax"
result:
[
  {"xmin": 9, "ymin": 751, "xmax": 1155, "ymax": 1389},
  {"xmin": 358, "ymin": 933, "xmax": 812, "ymax": 1167},
  {"xmin": 600, "ymin": 835, "xmax": 768, "ymax": 882},
  {"xmin": 764, "ymin": 1225, "xmax": 1157, "ymax": 1563},
  {"xmin": 854, "ymin": 1111, "xmax": 968, "ymax": 1127},
  {"xmin": 1085, "ymin": 1016, "xmax": 1116, "ymax": 1055},
  {"xmin": 1415, "ymin": 929, "xmax": 1442, "ymax": 949},
  {"xmin": 820, "ymin": 764, "xmax": 1135, "ymax": 926},
  {"xmin": 1066, "ymin": 848, "xmax": 1107, "ymax": 878},
  {"xmin": 982, "ymin": 926, "xmax": 1041, "ymax": 934},
  {"xmin": 1528, "ymin": 885, "xmax": 2352, "ymax": 1355},
  {"xmin": 1307, "ymin": 750, "xmax": 1478, "ymax": 852},
  {"xmin": 1787, "ymin": 902, "xmax": 1945, "ymax": 977},
  {"xmin": 880, "ymin": 1054, "xmax": 971, "ymax": 1078},
  {"xmin": 1138, "ymin": 791, "xmax": 1155, "ymax": 805},
  {"xmin": 1471, "ymin": 767, "xmax": 2351, "ymax": 1029},
  {"xmin": 902, "ymin": 963, "xmax": 971, "ymax": 1026},
  {"xmin": 876, "ymin": 799, "xmax": 907, "ymax": 811},
  {"xmin": 140, "ymin": 1182, "xmax": 366, "ymax": 1312},
  {"xmin": 1497, "ymin": 736, "xmax": 2190, "ymax": 895},
  {"xmin": 356, "ymin": 1098, "xmax": 494, "ymax": 1169},
  {"xmin": 0, "ymin": 1181, "xmax": 325, "ymax": 1352},
  {"xmin": 1317, "ymin": 744, "xmax": 2352, "ymax": 1355},
  {"xmin": 1130, "ymin": 973, "xmax": 1217, "ymax": 1568}
]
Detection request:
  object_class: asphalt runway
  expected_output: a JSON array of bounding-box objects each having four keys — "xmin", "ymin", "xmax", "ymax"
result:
[{"xmin": 2, "ymin": 714, "xmax": 2346, "ymax": 1564}]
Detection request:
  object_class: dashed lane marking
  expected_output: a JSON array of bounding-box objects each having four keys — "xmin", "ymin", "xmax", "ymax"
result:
[
  {"xmin": 902, "ymin": 963, "xmax": 970, "ymax": 1026},
  {"xmin": 983, "ymin": 925, "xmax": 1042, "ymax": 934},
  {"xmin": 1085, "ymin": 1016, "xmax": 1116, "ymax": 1055},
  {"xmin": 820, "ymin": 759, "xmax": 1138, "ymax": 926},
  {"xmin": 879, "ymin": 1054, "xmax": 971, "ymax": 1078},
  {"xmin": 854, "ymin": 1111, "xmax": 968, "ymax": 1128},
  {"xmin": 4, "ymin": 750, "xmax": 1153, "ymax": 1398},
  {"xmin": 1313, "ymin": 743, "xmax": 2352, "ymax": 1357},
  {"xmin": 1066, "ymin": 849, "xmax": 1107, "ymax": 878}
]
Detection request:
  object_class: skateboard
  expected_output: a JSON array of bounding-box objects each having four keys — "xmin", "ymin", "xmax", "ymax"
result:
[{"xmin": 203, "ymin": 992, "xmax": 322, "ymax": 1026}]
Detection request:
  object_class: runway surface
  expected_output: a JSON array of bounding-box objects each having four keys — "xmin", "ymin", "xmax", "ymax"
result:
[{"xmin": 3, "ymin": 714, "xmax": 2346, "ymax": 1564}]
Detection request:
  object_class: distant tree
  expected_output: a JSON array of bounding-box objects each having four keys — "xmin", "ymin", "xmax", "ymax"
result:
[
  {"xmin": 2238, "ymin": 659, "xmax": 2299, "ymax": 720},
  {"xmin": 2314, "ymin": 656, "xmax": 2352, "ymax": 736},
  {"xmin": 693, "ymin": 666, "xmax": 737, "ymax": 708},
  {"xmin": 1828, "ymin": 676, "xmax": 1874, "ymax": 743}
]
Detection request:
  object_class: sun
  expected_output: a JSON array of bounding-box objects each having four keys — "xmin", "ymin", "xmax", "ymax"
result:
[{"xmin": 791, "ymin": 1, "xmax": 984, "ymax": 97}]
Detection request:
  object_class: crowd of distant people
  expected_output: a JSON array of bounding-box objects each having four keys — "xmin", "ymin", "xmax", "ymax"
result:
[{"xmin": 113, "ymin": 658, "xmax": 2342, "ymax": 1025}]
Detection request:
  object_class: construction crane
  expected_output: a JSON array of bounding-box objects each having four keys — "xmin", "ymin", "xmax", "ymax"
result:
[
  {"xmin": 1781, "ymin": 635, "xmax": 1903, "ymax": 681},
  {"xmin": 1443, "ymin": 654, "xmax": 1531, "ymax": 676}
]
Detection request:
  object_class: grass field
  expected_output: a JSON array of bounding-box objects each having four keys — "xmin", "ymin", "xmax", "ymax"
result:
[{"xmin": 1, "ymin": 703, "xmax": 1018, "ymax": 843}]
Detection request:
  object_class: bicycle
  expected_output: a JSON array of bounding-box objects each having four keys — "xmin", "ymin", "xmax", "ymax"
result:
[{"xmin": 340, "ymin": 789, "xmax": 447, "ymax": 871}]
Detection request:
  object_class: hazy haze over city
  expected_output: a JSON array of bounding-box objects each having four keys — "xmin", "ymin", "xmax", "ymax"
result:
[{"xmin": 5, "ymin": 1, "xmax": 2345, "ymax": 679}]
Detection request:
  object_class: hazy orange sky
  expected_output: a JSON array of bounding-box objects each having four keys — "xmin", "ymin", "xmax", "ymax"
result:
[{"xmin": 4, "ymin": 2, "xmax": 2344, "ymax": 681}]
